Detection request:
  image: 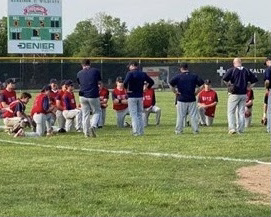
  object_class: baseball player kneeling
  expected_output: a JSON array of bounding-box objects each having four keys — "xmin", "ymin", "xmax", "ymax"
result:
[
  {"xmin": 143, "ymin": 82, "xmax": 161, "ymax": 126},
  {"xmin": 198, "ymin": 80, "xmax": 218, "ymax": 126},
  {"xmin": 62, "ymin": 80, "xmax": 82, "ymax": 132},
  {"xmin": 112, "ymin": 77, "xmax": 130, "ymax": 128},
  {"xmin": 2, "ymin": 92, "xmax": 34, "ymax": 134},
  {"xmin": 15, "ymin": 85, "xmax": 52, "ymax": 137}
]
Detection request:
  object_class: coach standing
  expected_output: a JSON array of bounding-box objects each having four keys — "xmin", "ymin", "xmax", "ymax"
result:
[
  {"xmin": 77, "ymin": 59, "xmax": 102, "ymax": 138},
  {"xmin": 223, "ymin": 58, "xmax": 258, "ymax": 134},
  {"xmin": 170, "ymin": 63, "xmax": 204, "ymax": 134},
  {"xmin": 124, "ymin": 61, "xmax": 154, "ymax": 136},
  {"xmin": 264, "ymin": 56, "xmax": 271, "ymax": 133}
]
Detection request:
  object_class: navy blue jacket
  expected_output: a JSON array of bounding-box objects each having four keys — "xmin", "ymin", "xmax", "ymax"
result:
[
  {"xmin": 223, "ymin": 67, "xmax": 258, "ymax": 95},
  {"xmin": 124, "ymin": 70, "xmax": 154, "ymax": 98},
  {"xmin": 77, "ymin": 67, "xmax": 102, "ymax": 98},
  {"xmin": 170, "ymin": 72, "xmax": 204, "ymax": 102}
]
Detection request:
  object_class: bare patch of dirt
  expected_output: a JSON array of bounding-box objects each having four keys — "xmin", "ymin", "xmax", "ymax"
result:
[{"xmin": 236, "ymin": 164, "xmax": 271, "ymax": 204}]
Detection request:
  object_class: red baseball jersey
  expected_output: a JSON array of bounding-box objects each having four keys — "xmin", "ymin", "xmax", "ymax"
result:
[
  {"xmin": 31, "ymin": 93, "xmax": 49, "ymax": 115},
  {"xmin": 49, "ymin": 90, "xmax": 59, "ymax": 106},
  {"xmin": 63, "ymin": 91, "xmax": 77, "ymax": 110},
  {"xmin": 112, "ymin": 88, "xmax": 128, "ymax": 111},
  {"xmin": 246, "ymin": 89, "xmax": 254, "ymax": 108},
  {"xmin": 143, "ymin": 88, "xmax": 156, "ymax": 108},
  {"xmin": 198, "ymin": 89, "xmax": 218, "ymax": 117},
  {"xmin": 2, "ymin": 99, "xmax": 25, "ymax": 118},
  {"xmin": 99, "ymin": 87, "xmax": 109, "ymax": 109},
  {"xmin": 56, "ymin": 90, "xmax": 65, "ymax": 111},
  {"xmin": 0, "ymin": 89, "xmax": 16, "ymax": 108}
]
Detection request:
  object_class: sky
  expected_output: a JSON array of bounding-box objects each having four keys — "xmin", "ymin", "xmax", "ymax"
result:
[{"xmin": 1, "ymin": 0, "xmax": 270, "ymax": 38}]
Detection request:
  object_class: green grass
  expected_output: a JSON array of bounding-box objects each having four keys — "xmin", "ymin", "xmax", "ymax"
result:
[{"xmin": 0, "ymin": 89, "xmax": 270, "ymax": 216}]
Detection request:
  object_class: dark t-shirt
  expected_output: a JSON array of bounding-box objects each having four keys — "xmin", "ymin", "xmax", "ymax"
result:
[
  {"xmin": 223, "ymin": 67, "xmax": 258, "ymax": 95},
  {"xmin": 77, "ymin": 67, "xmax": 102, "ymax": 98},
  {"xmin": 123, "ymin": 70, "xmax": 154, "ymax": 98},
  {"xmin": 169, "ymin": 72, "xmax": 204, "ymax": 102}
]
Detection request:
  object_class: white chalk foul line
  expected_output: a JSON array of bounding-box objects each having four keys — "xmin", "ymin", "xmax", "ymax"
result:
[{"xmin": 0, "ymin": 139, "xmax": 270, "ymax": 165}]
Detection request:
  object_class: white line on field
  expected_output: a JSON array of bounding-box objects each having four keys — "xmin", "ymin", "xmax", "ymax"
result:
[{"xmin": 0, "ymin": 139, "xmax": 270, "ymax": 165}]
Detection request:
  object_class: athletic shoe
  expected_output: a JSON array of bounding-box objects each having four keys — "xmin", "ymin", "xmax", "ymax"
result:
[
  {"xmin": 228, "ymin": 129, "xmax": 236, "ymax": 134},
  {"xmin": 58, "ymin": 128, "xmax": 66, "ymax": 133},
  {"xmin": 14, "ymin": 128, "xmax": 24, "ymax": 138},
  {"xmin": 90, "ymin": 127, "xmax": 96, "ymax": 138}
]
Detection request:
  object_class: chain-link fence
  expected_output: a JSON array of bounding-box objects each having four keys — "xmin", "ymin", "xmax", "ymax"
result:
[{"xmin": 0, "ymin": 57, "xmax": 266, "ymax": 90}]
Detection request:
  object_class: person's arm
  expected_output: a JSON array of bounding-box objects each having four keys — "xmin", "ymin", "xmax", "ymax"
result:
[
  {"xmin": 248, "ymin": 70, "xmax": 258, "ymax": 86},
  {"xmin": 63, "ymin": 96, "xmax": 71, "ymax": 110},
  {"xmin": 14, "ymin": 103, "xmax": 26, "ymax": 118},
  {"xmin": 42, "ymin": 97, "xmax": 50, "ymax": 112},
  {"xmin": 145, "ymin": 73, "xmax": 155, "ymax": 89},
  {"xmin": 0, "ymin": 94, "xmax": 8, "ymax": 108},
  {"xmin": 169, "ymin": 77, "xmax": 180, "ymax": 95},
  {"xmin": 195, "ymin": 76, "xmax": 204, "ymax": 96},
  {"xmin": 112, "ymin": 92, "xmax": 120, "ymax": 104},
  {"xmin": 56, "ymin": 94, "xmax": 64, "ymax": 110},
  {"xmin": 223, "ymin": 69, "xmax": 233, "ymax": 86},
  {"xmin": 123, "ymin": 72, "xmax": 131, "ymax": 90}
]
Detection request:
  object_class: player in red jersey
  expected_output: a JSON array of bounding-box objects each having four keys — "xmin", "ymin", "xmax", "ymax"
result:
[
  {"xmin": 112, "ymin": 77, "xmax": 130, "ymax": 128},
  {"xmin": 2, "ymin": 92, "xmax": 33, "ymax": 134},
  {"xmin": 98, "ymin": 82, "xmax": 109, "ymax": 128},
  {"xmin": 143, "ymin": 82, "xmax": 161, "ymax": 126},
  {"xmin": 0, "ymin": 79, "xmax": 16, "ymax": 109},
  {"xmin": 55, "ymin": 80, "xmax": 67, "ymax": 133},
  {"xmin": 198, "ymin": 80, "xmax": 218, "ymax": 126},
  {"xmin": 15, "ymin": 86, "xmax": 51, "ymax": 137},
  {"xmin": 47, "ymin": 79, "xmax": 59, "ymax": 129},
  {"xmin": 62, "ymin": 80, "xmax": 82, "ymax": 132},
  {"xmin": 245, "ymin": 86, "xmax": 254, "ymax": 127}
]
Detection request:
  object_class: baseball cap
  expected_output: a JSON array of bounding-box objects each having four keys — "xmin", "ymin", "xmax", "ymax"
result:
[
  {"xmin": 41, "ymin": 85, "xmax": 51, "ymax": 92},
  {"xmin": 180, "ymin": 63, "xmax": 188, "ymax": 69},
  {"xmin": 5, "ymin": 78, "xmax": 15, "ymax": 84},
  {"xmin": 65, "ymin": 80, "xmax": 73, "ymax": 86},
  {"xmin": 204, "ymin": 79, "xmax": 211, "ymax": 85},
  {"xmin": 116, "ymin": 76, "xmax": 124, "ymax": 82},
  {"xmin": 264, "ymin": 56, "xmax": 271, "ymax": 66},
  {"xmin": 50, "ymin": 78, "xmax": 57, "ymax": 84},
  {"xmin": 127, "ymin": 61, "xmax": 139, "ymax": 68},
  {"xmin": 60, "ymin": 80, "xmax": 66, "ymax": 86}
]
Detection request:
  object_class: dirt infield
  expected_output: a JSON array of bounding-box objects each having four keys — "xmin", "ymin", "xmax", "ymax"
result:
[{"xmin": 236, "ymin": 164, "xmax": 271, "ymax": 204}]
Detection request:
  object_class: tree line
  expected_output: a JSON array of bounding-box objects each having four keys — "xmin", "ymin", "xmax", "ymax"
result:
[{"xmin": 0, "ymin": 6, "xmax": 270, "ymax": 57}]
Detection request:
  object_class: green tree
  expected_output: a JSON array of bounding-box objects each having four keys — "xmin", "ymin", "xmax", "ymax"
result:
[
  {"xmin": 92, "ymin": 12, "xmax": 128, "ymax": 56},
  {"xmin": 125, "ymin": 20, "xmax": 181, "ymax": 57},
  {"xmin": 63, "ymin": 19, "xmax": 102, "ymax": 57},
  {"xmin": 0, "ymin": 17, "xmax": 7, "ymax": 56},
  {"xmin": 182, "ymin": 6, "xmax": 226, "ymax": 57}
]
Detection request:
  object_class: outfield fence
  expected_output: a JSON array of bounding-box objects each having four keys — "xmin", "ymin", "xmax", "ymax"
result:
[{"xmin": 0, "ymin": 57, "xmax": 267, "ymax": 90}]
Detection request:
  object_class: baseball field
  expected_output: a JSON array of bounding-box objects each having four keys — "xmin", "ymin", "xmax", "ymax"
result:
[{"xmin": 0, "ymin": 89, "xmax": 270, "ymax": 216}]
